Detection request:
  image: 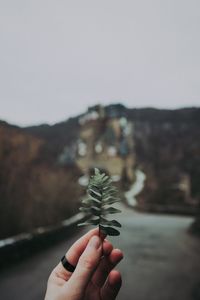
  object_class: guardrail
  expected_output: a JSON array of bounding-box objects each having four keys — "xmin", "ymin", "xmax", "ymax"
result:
[
  {"xmin": 135, "ymin": 203, "xmax": 197, "ymax": 216},
  {"xmin": 0, "ymin": 213, "xmax": 85, "ymax": 268}
]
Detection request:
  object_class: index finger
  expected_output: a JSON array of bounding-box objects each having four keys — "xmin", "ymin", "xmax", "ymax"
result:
[
  {"xmin": 53, "ymin": 228, "xmax": 103, "ymax": 278},
  {"xmin": 65, "ymin": 228, "xmax": 100, "ymax": 265}
]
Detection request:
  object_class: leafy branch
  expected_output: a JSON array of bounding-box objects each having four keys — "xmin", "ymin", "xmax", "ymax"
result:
[{"xmin": 78, "ymin": 168, "xmax": 122, "ymax": 236}]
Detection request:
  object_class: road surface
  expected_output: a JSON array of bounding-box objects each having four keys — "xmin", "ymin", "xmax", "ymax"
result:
[{"xmin": 0, "ymin": 204, "xmax": 200, "ymax": 300}]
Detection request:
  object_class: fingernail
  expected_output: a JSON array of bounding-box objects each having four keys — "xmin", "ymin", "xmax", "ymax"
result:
[{"xmin": 89, "ymin": 236, "xmax": 101, "ymax": 249}]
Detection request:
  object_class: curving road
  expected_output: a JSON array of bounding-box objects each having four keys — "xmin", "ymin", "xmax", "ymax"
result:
[{"xmin": 0, "ymin": 204, "xmax": 200, "ymax": 300}]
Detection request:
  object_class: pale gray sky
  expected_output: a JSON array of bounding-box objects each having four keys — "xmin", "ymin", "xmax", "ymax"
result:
[{"xmin": 0, "ymin": 0, "xmax": 200, "ymax": 126}]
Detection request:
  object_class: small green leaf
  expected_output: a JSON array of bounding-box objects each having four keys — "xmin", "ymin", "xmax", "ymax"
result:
[
  {"xmin": 88, "ymin": 189, "xmax": 102, "ymax": 200},
  {"xmin": 102, "ymin": 175, "xmax": 109, "ymax": 183},
  {"xmin": 94, "ymin": 168, "xmax": 100, "ymax": 175},
  {"xmin": 102, "ymin": 197, "xmax": 120, "ymax": 205},
  {"xmin": 103, "ymin": 190, "xmax": 117, "ymax": 198},
  {"xmin": 102, "ymin": 207, "xmax": 122, "ymax": 214},
  {"xmin": 79, "ymin": 207, "xmax": 89, "ymax": 211},
  {"xmin": 91, "ymin": 208, "xmax": 101, "ymax": 216},
  {"xmin": 100, "ymin": 217, "xmax": 122, "ymax": 228},
  {"xmin": 83, "ymin": 198, "xmax": 101, "ymax": 208},
  {"xmin": 78, "ymin": 218, "xmax": 99, "ymax": 226},
  {"xmin": 87, "ymin": 194, "xmax": 101, "ymax": 204},
  {"xmin": 79, "ymin": 207, "xmax": 91, "ymax": 214},
  {"xmin": 103, "ymin": 199, "xmax": 120, "ymax": 205},
  {"xmin": 100, "ymin": 225, "xmax": 120, "ymax": 236}
]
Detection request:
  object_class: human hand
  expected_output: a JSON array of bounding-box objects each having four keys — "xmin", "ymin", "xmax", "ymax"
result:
[{"xmin": 44, "ymin": 228, "xmax": 123, "ymax": 300}]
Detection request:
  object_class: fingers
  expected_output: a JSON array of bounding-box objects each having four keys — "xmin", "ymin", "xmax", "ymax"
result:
[
  {"xmin": 53, "ymin": 228, "xmax": 100, "ymax": 279},
  {"xmin": 101, "ymin": 270, "xmax": 122, "ymax": 300},
  {"xmin": 66, "ymin": 235, "xmax": 102, "ymax": 294},
  {"xmin": 92, "ymin": 248, "xmax": 123, "ymax": 287},
  {"xmin": 102, "ymin": 239, "xmax": 113, "ymax": 256},
  {"xmin": 65, "ymin": 228, "xmax": 100, "ymax": 266}
]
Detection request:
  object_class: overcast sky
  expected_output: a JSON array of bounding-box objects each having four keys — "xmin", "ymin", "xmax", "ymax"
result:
[{"xmin": 0, "ymin": 0, "xmax": 200, "ymax": 126}]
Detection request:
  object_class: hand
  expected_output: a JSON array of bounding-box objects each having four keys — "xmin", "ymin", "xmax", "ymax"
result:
[{"xmin": 44, "ymin": 228, "xmax": 123, "ymax": 300}]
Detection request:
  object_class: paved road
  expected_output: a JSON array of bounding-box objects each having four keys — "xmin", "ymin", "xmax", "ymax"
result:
[{"xmin": 0, "ymin": 205, "xmax": 200, "ymax": 300}]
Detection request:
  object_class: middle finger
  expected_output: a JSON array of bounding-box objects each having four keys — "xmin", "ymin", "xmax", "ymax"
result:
[{"xmin": 92, "ymin": 248, "xmax": 123, "ymax": 287}]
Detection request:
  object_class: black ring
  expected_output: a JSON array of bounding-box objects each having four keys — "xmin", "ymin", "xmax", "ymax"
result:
[{"xmin": 61, "ymin": 256, "xmax": 76, "ymax": 273}]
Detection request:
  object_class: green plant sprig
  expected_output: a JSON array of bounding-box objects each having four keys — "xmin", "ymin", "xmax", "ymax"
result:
[{"xmin": 78, "ymin": 168, "xmax": 122, "ymax": 236}]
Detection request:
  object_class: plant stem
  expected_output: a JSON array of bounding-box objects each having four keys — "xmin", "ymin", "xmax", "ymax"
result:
[{"xmin": 99, "ymin": 187, "xmax": 102, "ymax": 238}]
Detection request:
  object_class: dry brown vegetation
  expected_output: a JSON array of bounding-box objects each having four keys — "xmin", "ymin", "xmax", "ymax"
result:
[{"xmin": 0, "ymin": 122, "xmax": 82, "ymax": 239}]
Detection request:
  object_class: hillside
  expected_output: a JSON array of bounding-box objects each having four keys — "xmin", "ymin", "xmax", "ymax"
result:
[
  {"xmin": 25, "ymin": 104, "xmax": 200, "ymax": 212},
  {"xmin": 0, "ymin": 121, "xmax": 83, "ymax": 239},
  {"xmin": 127, "ymin": 107, "xmax": 200, "ymax": 213},
  {"xmin": 0, "ymin": 105, "xmax": 200, "ymax": 239}
]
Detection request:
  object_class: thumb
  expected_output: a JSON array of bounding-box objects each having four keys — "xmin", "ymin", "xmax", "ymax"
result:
[{"xmin": 66, "ymin": 235, "xmax": 102, "ymax": 293}]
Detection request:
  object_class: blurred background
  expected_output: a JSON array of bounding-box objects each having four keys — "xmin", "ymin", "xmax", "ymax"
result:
[{"xmin": 0, "ymin": 1, "xmax": 200, "ymax": 299}]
